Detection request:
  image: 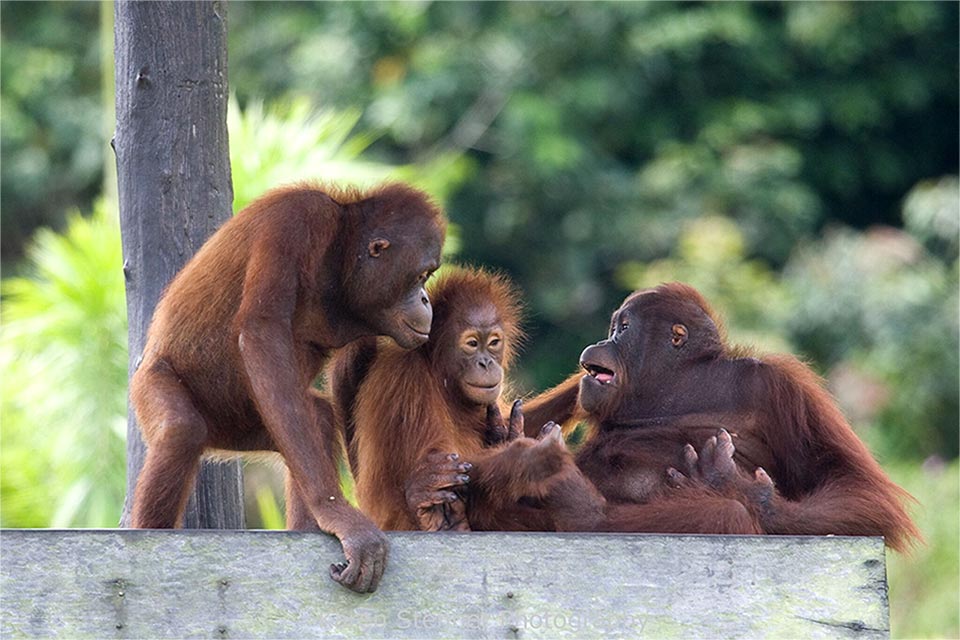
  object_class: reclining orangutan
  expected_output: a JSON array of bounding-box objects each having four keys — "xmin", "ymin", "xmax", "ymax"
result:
[
  {"xmin": 574, "ymin": 282, "xmax": 920, "ymax": 550},
  {"xmin": 323, "ymin": 266, "xmax": 600, "ymax": 532}
]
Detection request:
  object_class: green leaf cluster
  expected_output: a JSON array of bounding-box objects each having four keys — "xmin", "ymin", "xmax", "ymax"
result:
[
  {"xmin": 1, "ymin": 200, "xmax": 127, "ymax": 527},
  {"xmin": 0, "ymin": 1, "xmax": 105, "ymax": 265},
  {"xmin": 225, "ymin": 3, "xmax": 957, "ymax": 422}
]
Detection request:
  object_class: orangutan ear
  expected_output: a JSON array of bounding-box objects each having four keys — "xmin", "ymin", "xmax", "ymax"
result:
[
  {"xmin": 671, "ymin": 324, "xmax": 688, "ymax": 348},
  {"xmin": 368, "ymin": 238, "xmax": 391, "ymax": 258}
]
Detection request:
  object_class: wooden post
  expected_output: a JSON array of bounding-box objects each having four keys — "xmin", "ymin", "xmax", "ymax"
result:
[{"xmin": 113, "ymin": 0, "xmax": 243, "ymax": 528}]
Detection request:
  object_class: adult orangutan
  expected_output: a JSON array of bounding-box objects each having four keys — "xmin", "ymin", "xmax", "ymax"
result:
[
  {"xmin": 326, "ymin": 267, "xmax": 597, "ymax": 532},
  {"xmin": 129, "ymin": 182, "xmax": 445, "ymax": 593},
  {"xmin": 575, "ymin": 282, "xmax": 920, "ymax": 550}
]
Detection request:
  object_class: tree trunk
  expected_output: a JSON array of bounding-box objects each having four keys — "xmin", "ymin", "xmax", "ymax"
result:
[{"xmin": 113, "ymin": 0, "xmax": 243, "ymax": 529}]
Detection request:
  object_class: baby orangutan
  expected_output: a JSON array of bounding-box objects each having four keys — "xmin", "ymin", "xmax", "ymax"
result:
[{"xmin": 326, "ymin": 267, "xmax": 601, "ymax": 532}]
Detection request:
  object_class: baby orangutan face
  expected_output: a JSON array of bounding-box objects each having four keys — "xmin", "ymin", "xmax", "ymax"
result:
[{"xmin": 444, "ymin": 304, "xmax": 505, "ymax": 406}]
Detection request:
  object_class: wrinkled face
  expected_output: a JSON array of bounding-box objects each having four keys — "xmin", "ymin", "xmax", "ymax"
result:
[
  {"xmin": 578, "ymin": 299, "xmax": 637, "ymax": 420},
  {"xmin": 441, "ymin": 304, "xmax": 506, "ymax": 406},
  {"xmin": 349, "ymin": 215, "xmax": 443, "ymax": 349},
  {"xmin": 578, "ymin": 290, "xmax": 713, "ymax": 422}
]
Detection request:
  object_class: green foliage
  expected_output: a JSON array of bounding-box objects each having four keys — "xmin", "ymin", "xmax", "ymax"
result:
[
  {"xmin": 227, "ymin": 1, "xmax": 957, "ymax": 400},
  {"xmin": 228, "ymin": 97, "xmax": 389, "ymax": 212},
  {"xmin": 252, "ymin": 484, "xmax": 285, "ymax": 531},
  {"xmin": 1, "ymin": 200, "xmax": 127, "ymax": 527},
  {"xmin": 886, "ymin": 461, "xmax": 960, "ymax": 639},
  {"xmin": 227, "ymin": 96, "xmax": 466, "ymax": 252},
  {"xmin": 0, "ymin": 100, "xmax": 415, "ymax": 528},
  {"xmin": 0, "ymin": 1, "xmax": 105, "ymax": 264},
  {"xmin": 784, "ymin": 224, "xmax": 959, "ymax": 461},
  {"xmin": 903, "ymin": 175, "xmax": 960, "ymax": 262}
]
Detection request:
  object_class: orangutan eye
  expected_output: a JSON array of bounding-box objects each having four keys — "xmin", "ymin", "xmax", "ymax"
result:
[
  {"xmin": 489, "ymin": 337, "xmax": 502, "ymax": 349},
  {"xmin": 466, "ymin": 338, "xmax": 479, "ymax": 349},
  {"xmin": 609, "ymin": 318, "xmax": 629, "ymax": 342}
]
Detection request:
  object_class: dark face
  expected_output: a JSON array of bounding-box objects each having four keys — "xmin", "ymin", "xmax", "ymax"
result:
[
  {"xmin": 348, "ymin": 213, "xmax": 443, "ymax": 349},
  {"xmin": 578, "ymin": 290, "xmax": 721, "ymax": 422},
  {"xmin": 440, "ymin": 303, "xmax": 506, "ymax": 406}
]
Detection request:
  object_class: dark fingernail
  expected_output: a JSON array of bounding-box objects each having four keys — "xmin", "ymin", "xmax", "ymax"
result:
[
  {"xmin": 459, "ymin": 462, "xmax": 473, "ymax": 472},
  {"xmin": 458, "ymin": 474, "xmax": 470, "ymax": 483},
  {"xmin": 449, "ymin": 453, "xmax": 459, "ymax": 461}
]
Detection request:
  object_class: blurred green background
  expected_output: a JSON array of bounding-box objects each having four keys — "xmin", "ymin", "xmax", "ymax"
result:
[{"xmin": 1, "ymin": 2, "xmax": 957, "ymax": 637}]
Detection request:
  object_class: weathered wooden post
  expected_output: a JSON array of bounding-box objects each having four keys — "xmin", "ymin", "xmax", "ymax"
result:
[{"xmin": 113, "ymin": 0, "xmax": 243, "ymax": 528}]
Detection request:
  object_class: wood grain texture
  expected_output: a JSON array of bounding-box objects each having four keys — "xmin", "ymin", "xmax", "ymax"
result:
[
  {"xmin": 0, "ymin": 530, "xmax": 888, "ymax": 639},
  {"xmin": 113, "ymin": 0, "xmax": 241, "ymax": 528}
]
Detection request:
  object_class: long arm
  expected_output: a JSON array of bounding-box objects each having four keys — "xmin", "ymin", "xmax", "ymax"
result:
[
  {"xmin": 520, "ymin": 373, "xmax": 585, "ymax": 437},
  {"xmin": 235, "ymin": 232, "xmax": 340, "ymax": 525},
  {"xmin": 325, "ymin": 337, "xmax": 379, "ymax": 473},
  {"xmin": 235, "ymin": 230, "xmax": 386, "ymax": 593},
  {"xmin": 467, "ymin": 424, "xmax": 607, "ymax": 532}
]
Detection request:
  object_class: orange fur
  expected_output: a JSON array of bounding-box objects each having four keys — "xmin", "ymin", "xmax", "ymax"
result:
[
  {"xmin": 576, "ymin": 282, "xmax": 921, "ymax": 550},
  {"xmin": 330, "ymin": 266, "xmax": 587, "ymax": 531},
  {"xmin": 128, "ymin": 181, "xmax": 445, "ymax": 593}
]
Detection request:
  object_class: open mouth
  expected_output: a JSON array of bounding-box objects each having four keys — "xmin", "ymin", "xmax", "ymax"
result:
[{"xmin": 582, "ymin": 362, "xmax": 616, "ymax": 385}]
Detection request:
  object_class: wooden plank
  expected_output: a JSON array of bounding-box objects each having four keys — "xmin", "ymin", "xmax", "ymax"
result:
[{"xmin": 0, "ymin": 530, "xmax": 887, "ymax": 639}]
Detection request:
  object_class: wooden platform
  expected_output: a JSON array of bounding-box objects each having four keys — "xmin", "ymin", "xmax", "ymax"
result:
[{"xmin": 0, "ymin": 530, "xmax": 888, "ymax": 638}]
